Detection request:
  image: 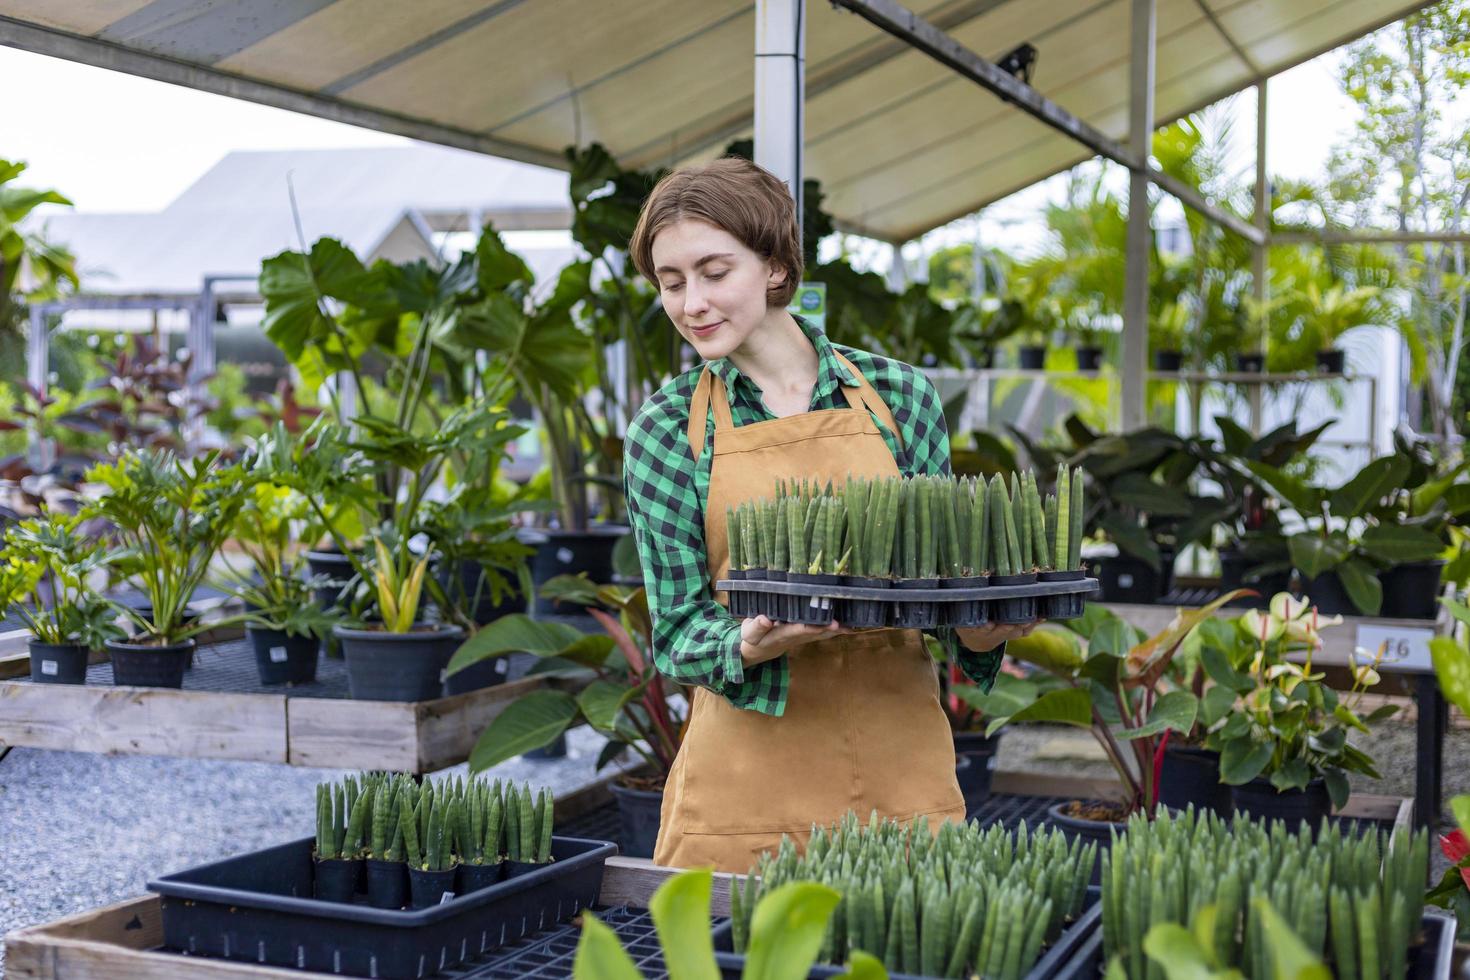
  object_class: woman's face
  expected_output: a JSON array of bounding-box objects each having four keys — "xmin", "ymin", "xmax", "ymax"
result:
[{"xmin": 649, "ymin": 218, "xmax": 786, "ymax": 361}]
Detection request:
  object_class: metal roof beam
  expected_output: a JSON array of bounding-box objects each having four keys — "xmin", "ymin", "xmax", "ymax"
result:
[
  {"xmin": 828, "ymin": 0, "xmax": 1265, "ymax": 245},
  {"xmin": 1270, "ymin": 230, "xmax": 1470, "ymax": 245}
]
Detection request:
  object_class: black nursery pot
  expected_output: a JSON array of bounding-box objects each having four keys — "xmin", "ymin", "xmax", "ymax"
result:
[
  {"xmin": 1291, "ymin": 571, "xmax": 1358, "ymax": 617},
  {"xmin": 1018, "ymin": 345, "xmax": 1047, "ymax": 370},
  {"xmin": 891, "ymin": 577, "xmax": 940, "ymax": 629},
  {"xmin": 313, "ymin": 855, "xmax": 361, "ymax": 903},
  {"xmin": 786, "ymin": 573, "xmax": 838, "ymax": 626},
  {"xmin": 1153, "ymin": 349, "xmax": 1184, "ymax": 372},
  {"xmin": 1076, "ymin": 346, "xmax": 1104, "ymax": 371},
  {"xmin": 1046, "ymin": 801, "xmax": 1125, "ymax": 885},
  {"xmin": 838, "ymin": 575, "xmax": 890, "ymax": 628},
  {"xmin": 28, "ymin": 641, "xmax": 89, "ymax": 685},
  {"xmin": 334, "ymin": 623, "xmax": 464, "ymax": 702},
  {"xmin": 953, "ymin": 729, "xmax": 1003, "ymax": 810},
  {"xmin": 1316, "ymin": 348, "xmax": 1346, "ymax": 374},
  {"xmin": 1379, "ymin": 560, "xmax": 1447, "ymax": 620},
  {"xmin": 106, "ymin": 638, "xmax": 195, "ymax": 689},
  {"xmin": 1158, "ymin": 745, "xmax": 1231, "ymax": 817},
  {"xmin": 1230, "ymin": 777, "xmax": 1331, "ymax": 831},
  {"xmin": 522, "ymin": 525, "xmax": 630, "ymax": 617},
  {"xmin": 763, "ymin": 570, "xmax": 789, "ymax": 621},
  {"xmin": 941, "ymin": 575, "xmax": 990, "ymax": 627},
  {"xmin": 522, "ymin": 732, "xmax": 568, "ymax": 760},
  {"xmin": 1236, "ymin": 351, "xmax": 1266, "ymax": 373},
  {"xmin": 504, "ymin": 859, "xmax": 549, "ymax": 880},
  {"xmin": 407, "ymin": 865, "xmax": 458, "ymax": 909},
  {"xmin": 455, "ymin": 861, "xmax": 505, "ymax": 896},
  {"xmin": 724, "ymin": 568, "xmax": 750, "ymax": 619},
  {"xmin": 247, "ymin": 626, "xmax": 319, "ymax": 686},
  {"xmin": 610, "ymin": 781, "xmax": 665, "ymax": 859},
  {"xmin": 1039, "ymin": 569, "xmax": 1088, "ymax": 619},
  {"xmin": 990, "ymin": 573, "xmax": 1039, "ymax": 625},
  {"xmin": 364, "ymin": 858, "xmax": 408, "ymax": 910},
  {"xmin": 1093, "ymin": 553, "xmax": 1172, "ymax": 603}
]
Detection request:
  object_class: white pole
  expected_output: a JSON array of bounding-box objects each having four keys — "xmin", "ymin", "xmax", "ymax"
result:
[
  {"xmin": 1120, "ymin": 0, "xmax": 1156, "ymax": 432},
  {"xmin": 754, "ymin": 0, "xmax": 806, "ymax": 236}
]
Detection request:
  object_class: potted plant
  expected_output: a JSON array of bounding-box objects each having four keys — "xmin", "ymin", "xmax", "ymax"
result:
[
  {"xmin": 314, "ymin": 775, "xmax": 370, "ymax": 902},
  {"xmin": 401, "ymin": 781, "xmax": 459, "ymax": 909},
  {"xmin": 363, "ymin": 775, "xmax": 410, "ymax": 909},
  {"xmin": 0, "ymin": 511, "xmax": 122, "ymax": 684},
  {"xmin": 1426, "ymin": 620, "xmax": 1470, "ymax": 941},
  {"xmin": 83, "ymin": 449, "xmax": 246, "ymax": 688},
  {"xmin": 453, "ymin": 776, "xmax": 507, "ymax": 894},
  {"xmin": 502, "ymin": 782, "xmax": 554, "ymax": 877},
  {"xmin": 1204, "ymin": 593, "xmax": 1395, "ymax": 824},
  {"xmin": 448, "ymin": 578, "xmax": 685, "ymax": 859},
  {"xmin": 1149, "ymin": 299, "xmax": 1188, "ymax": 372}
]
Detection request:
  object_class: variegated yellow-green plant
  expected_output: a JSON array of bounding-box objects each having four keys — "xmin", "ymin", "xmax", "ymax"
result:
[{"xmin": 373, "ymin": 536, "xmax": 432, "ymax": 633}]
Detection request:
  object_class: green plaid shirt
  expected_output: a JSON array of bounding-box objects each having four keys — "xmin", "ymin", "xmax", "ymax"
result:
[{"xmin": 623, "ymin": 319, "xmax": 1002, "ymax": 716}]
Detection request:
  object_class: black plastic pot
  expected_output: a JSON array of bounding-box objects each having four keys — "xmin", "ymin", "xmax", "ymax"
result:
[
  {"xmin": 1230, "ymin": 776, "xmax": 1331, "ymax": 831},
  {"xmin": 991, "ymin": 573, "xmax": 1039, "ymax": 624},
  {"xmin": 1047, "ymin": 801, "xmax": 1126, "ymax": 885},
  {"xmin": 1316, "ymin": 348, "xmax": 1346, "ymax": 374},
  {"xmin": 437, "ymin": 557, "xmax": 528, "ymax": 626},
  {"xmin": 610, "ymin": 781, "xmax": 664, "ymax": 859},
  {"xmin": 1291, "ymin": 571, "xmax": 1361, "ymax": 617},
  {"xmin": 106, "ymin": 638, "xmax": 194, "ymax": 689},
  {"xmin": 764, "ymin": 570, "xmax": 789, "ymax": 621},
  {"xmin": 365, "ymin": 858, "xmax": 408, "ymax": 910},
  {"xmin": 1379, "ymin": 560, "xmax": 1447, "ymax": 620},
  {"xmin": 837, "ymin": 575, "xmax": 889, "ymax": 628},
  {"xmin": 313, "ymin": 855, "xmax": 361, "ymax": 903},
  {"xmin": 1040, "ymin": 569, "xmax": 1088, "ymax": 619},
  {"xmin": 891, "ymin": 577, "xmax": 940, "ymax": 629},
  {"xmin": 247, "ymin": 626, "xmax": 319, "ymax": 685},
  {"xmin": 1153, "ymin": 349, "xmax": 1184, "ymax": 372},
  {"xmin": 504, "ymin": 859, "xmax": 551, "ymax": 879},
  {"xmin": 1236, "ymin": 352, "xmax": 1265, "ymax": 373},
  {"xmin": 334, "ymin": 624, "xmax": 465, "ymax": 702},
  {"xmin": 953, "ymin": 730, "xmax": 1003, "ymax": 811},
  {"xmin": 1158, "ymin": 745, "xmax": 1231, "ymax": 817},
  {"xmin": 1076, "ymin": 346, "xmax": 1104, "ymax": 371},
  {"xmin": 456, "ymin": 861, "xmax": 505, "ymax": 896},
  {"xmin": 787, "ymin": 573, "xmax": 839, "ymax": 625},
  {"xmin": 724, "ymin": 568, "xmax": 751, "ymax": 618},
  {"xmin": 407, "ymin": 865, "xmax": 459, "ymax": 909},
  {"xmin": 1092, "ymin": 553, "xmax": 1172, "ymax": 603},
  {"xmin": 942, "ymin": 575, "xmax": 990, "ymax": 627},
  {"xmin": 1018, "ymin": 345, "xmax": 1047, "ymax": 370},
  {"xmin": 522, "ymin": 732, "xmax": 568, "ymax": 760},
  {"xmin": 523, "ymin": 525, "xmax": 630, "ymax": 617},
  {"xmin": 305, "ymin": 549, "xmax": 358, "ymax": 609},
  {"xmin": 28, "ymin": 640, "xmax": 88, "ymax": 684},
  {"xmin": 443, "ymin": 654, "xmax": 510, "ymax": 696},
  {"xmin": 1217, "ymin": 549, "xmax": 1290, "ymax": 606}
]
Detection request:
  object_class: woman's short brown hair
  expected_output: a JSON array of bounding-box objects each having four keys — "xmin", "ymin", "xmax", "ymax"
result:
[{"xmin": 629, "ymin": 156, "xmax": 803, "ymax": 308}]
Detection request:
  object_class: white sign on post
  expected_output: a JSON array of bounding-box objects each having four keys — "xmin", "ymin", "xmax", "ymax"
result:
[{"xmin": 1354, "ymin": 623, "xmax": 1436, "ymax": 673}]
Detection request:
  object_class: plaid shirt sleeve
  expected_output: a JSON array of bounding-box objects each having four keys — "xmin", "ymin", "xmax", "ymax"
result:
[{"xmin": 623, "ymin": 376, "xmax": 790, "ymax": 716}]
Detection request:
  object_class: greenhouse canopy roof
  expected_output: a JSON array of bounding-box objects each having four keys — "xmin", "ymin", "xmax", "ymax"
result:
[{"xmin": 0, "ymin": 0, "xmax": 1437, "ymax": 243}]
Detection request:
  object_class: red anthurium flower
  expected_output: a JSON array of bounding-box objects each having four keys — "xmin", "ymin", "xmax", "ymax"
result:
[{"xmin": 1439, "ymin": 829, "xmax": 1470, "ymax": 889}]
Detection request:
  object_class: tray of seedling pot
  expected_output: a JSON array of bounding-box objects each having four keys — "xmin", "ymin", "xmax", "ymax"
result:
[
  {"xmin": 710, "ymin": 812, "xmax": 1103, "ymax": 980},
  {"xmin": 720, "ymin": 465, "xmax": 1098, "ymax": 629},
  {"xmin": 147, "ymin": 773, "xmax": 617, "ymax": 979}
]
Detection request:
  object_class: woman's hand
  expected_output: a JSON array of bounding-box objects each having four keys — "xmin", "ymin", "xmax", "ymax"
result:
[
  {"xmin": 953, "ymin": 620, "xmax": 1044, "ymax": 653},
  {"xmin": 740, "ymin": 615, "xmax": 849, "ymax": 668}
]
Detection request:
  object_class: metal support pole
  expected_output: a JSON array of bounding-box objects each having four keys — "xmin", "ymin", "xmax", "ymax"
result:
[
  {"xmin": 1250, "ymin": 80, "xmax": 1268, "ymax": 435},
  {"xmin": 26, "ymin": 305, "xmax": 53, "ymax": 472},
  {"xmin": 1120, "ymin": 0, "xmax": 1155, "ymax": 432},
  {"xmin": 754, "ymin": 0, "xmax": 806, "ymax": 229},
  {"xmin": 1413, "ymin": 673, "xmax": 1445, "ymax": 827}
]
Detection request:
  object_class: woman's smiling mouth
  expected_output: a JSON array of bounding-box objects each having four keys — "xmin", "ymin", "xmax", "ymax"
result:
[{"xmin": 689, "ymin": 320, "xmax": 724, "ymax": 338}]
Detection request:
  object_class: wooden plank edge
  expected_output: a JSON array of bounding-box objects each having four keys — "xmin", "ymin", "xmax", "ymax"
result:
[{"xmin": 598, "ymin": 856, "xmax": 741, "ymax": 916}]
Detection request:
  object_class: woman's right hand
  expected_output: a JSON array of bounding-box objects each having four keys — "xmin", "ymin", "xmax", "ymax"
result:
[{"xmin": 740, "ymin": 615, "xmax": 849, "ymax": 668}]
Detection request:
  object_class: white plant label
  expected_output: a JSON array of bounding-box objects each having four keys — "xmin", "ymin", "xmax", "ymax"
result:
[
  {"xmin": 439, "ymin": 891, "xmax": 456, "ymax": 904},
  {"xmin": 556, "ymin": 547, "xmax": 575, "ymax": 564},
  {"xmin": 1354, "ymin": 623, "xmax": 1435, "ymax": 673},
  {"xmin": 495, "ymin": 659, "xmax": 508, "ymax": 675},
  {"xmin": 40, "ymin": 659, "xmax": 58, "ymax": 676},
  {"xmin": 269, "ymin": 646, "xmax": 289, "ymax": 663}
]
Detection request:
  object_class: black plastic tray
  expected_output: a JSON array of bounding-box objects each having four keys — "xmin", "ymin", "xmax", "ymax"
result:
[
  {"xmin": 1055, "ymin": 910, "xmax": 1457, "ymax": 980},
  {"xmin": 718, "ymin": 576, "xmax": 1099, "ymax": 627},
  {"xmin": 710, "ymin": 885, "xmax": 1100, "ymax": 979},
  {"xmin": 147, "ymin": 835, "xmax": 617, "ymax": 979}
]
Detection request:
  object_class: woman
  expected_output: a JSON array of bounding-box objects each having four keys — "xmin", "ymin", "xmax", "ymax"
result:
[{"xmin": 623, "ymin": 157, "xmax": 1039, "ymax": 873}]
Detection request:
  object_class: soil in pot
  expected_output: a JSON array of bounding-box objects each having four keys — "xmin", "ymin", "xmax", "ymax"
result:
[
  {"xmin": 891, "ymin": 577, "xmax": 939, "ymax": 629},
  {"xmin": 611, "ymin": 775, "xmax": 665, "ymax": 859},
  {"xmin": 953, "ymin": 729, "xmax": 1002, "ymax": 810},
  {"xmin": 1047, "ymin": 800, "xmax": 1128, "ymax": 885},
  {"xmin": 1018, "ymin": 346, "xmax": 1047, "ymax": 370},
  {"xmin": 786, "ymin": 573, "xmax": 838, "ymax": 626},
  {"xmin": 837, "ymin": 575, "xmax": 889, "ymax": 628},
  {"xmin": 1230, "ymin": 777, "xmax": 1331, "ymax": 831},
  {"xmin": 456, "ymin": 861, "xmax": 505, "ymax": 895},
  {"xmin": 313, "ymin": 855, "xmax": 361, "ymax": 902},
  {"xmin": 106, "ymin": 638, "xmax": 194, "ymax": 689},
  {"xmin": 407, "ymin": 865, "xmax": 458, "ymax": 909},
  {"xmin": 1153, "ymin": 349, "xmax": 1184, "ymax": 372},
  {"xmin": 1316, "ymin": 348, "xmax": 1346, "ymax": 374},
  {"xmin": 1158, "ymin": 745, "xmax": 1231, "ymax": 817},
  {"xmin": 28, "ymin": 641, "xmax": 88, "ymax": 685},
  {"xmin": 1076, "ymin": 346, "xmax": 1104, "ymax": 371},
  {"xmin": 1379, "ymin": 560, "xmax": 1447, "ymax": 619},
  {"xmin": 364, "ymin": 858, "xmax": 408, "ymax": 909},
  {"xmin": 990, "ymin": 572, "xmax": 1038, "ymax": 625},
  {"xmin": 941, "ymin": 575, "xmax": 990, "ymax": 627},
  {"xmin": 334, "ymin": 623, "xmax": 464, "ymax": 702},
  {"xmin": 247, "ymin": 626, "xmax": 319, "ymax": 686}
]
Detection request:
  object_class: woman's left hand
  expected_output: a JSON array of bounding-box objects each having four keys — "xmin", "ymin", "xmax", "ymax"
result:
[{"xmin": 953, "ymin": 620, "xmax": 1044, "ymax": 652}]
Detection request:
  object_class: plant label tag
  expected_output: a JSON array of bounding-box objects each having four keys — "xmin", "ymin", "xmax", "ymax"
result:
[
  {"xmin": 40, "ymin": 659, "xmax": 58, "ymax": 676},
  {"xmin": 1354, "ymin": 624, "xmax": 1435, "ymax": 673},
  {"xmin": 495, "ymin": 659, "xmax": 508, "ymax": 675},
  {"xmin": 556, "ymin": 547, "xmax": 575, "ymax": 564},
  {"xmin": 439, "ymin": 891, "xmax": 456, "ymax": 904},
  {"xmin": 269, "ymin": 646, "xmax": 289, "ymax": 663}
]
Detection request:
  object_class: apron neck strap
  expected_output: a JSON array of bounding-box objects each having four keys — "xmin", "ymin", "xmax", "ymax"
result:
[{"xmin": 832, "ymin": 351, "xmax": 905, "ymax": 453}]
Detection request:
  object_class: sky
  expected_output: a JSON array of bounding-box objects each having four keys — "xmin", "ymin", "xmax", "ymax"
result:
[{"xmin": 0, "ymin": 35, "xmax": 1377, "ymax": 271}]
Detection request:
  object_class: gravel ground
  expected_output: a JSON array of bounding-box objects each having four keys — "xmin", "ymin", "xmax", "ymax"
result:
[
  {"xmin": 0, "ymin": 724, "xmax": 617, "ymax": 974},
  {"xmin": 1, "ymin": 718, "xmax": 1464, "ymax": 975}
]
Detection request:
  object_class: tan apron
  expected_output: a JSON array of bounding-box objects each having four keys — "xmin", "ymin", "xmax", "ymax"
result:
[{"xmin": 652, "ymin": 351, "xmax": 964, "ymax": 873}]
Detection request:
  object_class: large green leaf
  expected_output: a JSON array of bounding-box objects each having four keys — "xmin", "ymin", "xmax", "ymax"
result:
[
  {"xmin": 1109, "ymin": 473, "xmax": 1194, "ymax": 517},
  {"xmin": 1252, "ymin": 898, "xmax": 1332, "ymax": 980},
  {"xmin": 1002, "ymin": 628, "xmax": 1084, "ymax": 674},
  {"xmin": 1201, "ymin": 645, "xmax": 1253, "ymax": 694},
  {"xmin": 258, "ymin": 239, "xmax": 386, "ymax": 363},
  {"xmin": 1199, "ymin": 685, "xmax": 1238, "ymax": 727},
  {"xmin": 1357, "ymin": 524, "xmax": 1445, "ymax": 563},
  {"xmin": 1140, "ymin": 923, "xmax": 1221, "ymax": 980},
  {"xmin": 572, "ymin": 912, "xmax": 644, "ymax": 980},
  {"xmin": 578, "ymin": 679, "xmax": 648, "ymax": 733},
  {"xmin": 648, "ymin": 868, "xmax": 719, "ymax": 980},
  {"xmin": 1430, "ymin": 636, "xmax": 1470, "ymax": 717},
  {"xmin": 742, "ymin": 881, "xmax": 842, "ymax": 980},
  {"xmin": 1098, "ymin": 513, "xmax": 1161, "ymax": 570},
  {"xmin": 1219, "ymin": 738, "xmax": 1273, "ymax": 785},
  {"xmin": 1242, "ymin": 460, "xmax": 1323, "ymax": 515},
  {"xmin": 831, "ymin": 952, "xmax": 890, "ymax": 980},
  {"xmin": 1118, "ymin": 690, "xmax": 1198, "ymax": 740},
  {"xmin": 986, "ymin": 688, "xmax": 1093, "ymax": 736},
  {"xmin": 953, "ymin": 674, "xmax": 1037, "ymax": 717},
  {"xmin": 1329, "ymin": 455, "xmax": 1409, "ymax": 519},
  {"xmin": 1287, "ymin": 532, "xmax": 1350, "ymax": 580},
  {"xmin": 447, "ymin": 614, "xmax": 612, "ymax": 674},
  {"xmin": 468, "ymin": 690, "xmax": 579, "ymax": 773},
  {"xmin": 1336, "ymin": 558, "xmax": 1382, "ymax": 616}
]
